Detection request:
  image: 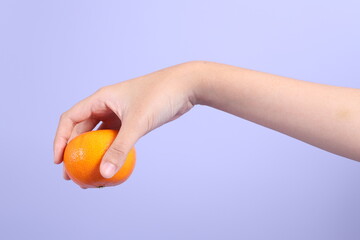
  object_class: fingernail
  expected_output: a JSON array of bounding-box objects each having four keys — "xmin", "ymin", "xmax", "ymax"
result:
[{"xmin": 102, "ymin": 162, "xmax": 117, "ymax": 178}]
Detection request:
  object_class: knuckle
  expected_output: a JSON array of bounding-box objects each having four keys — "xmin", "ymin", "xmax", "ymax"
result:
[
  {"xmin": 93, "ymin": 86, "xmax": 114, "ymax": 105},
  {"xmin": 107, "ymin": 145, "xmax": 127, "ymax": 167},
  {"xmin": 110, "ymin": 144, "xmax": 127, "ymax": 157},
  {"xmin": 95, "ymin": 86, "xmax": 110, "ymax": 96},
  {"xmin": 60, "ymin": 112, "xmax": 68, "ymax": 121}
]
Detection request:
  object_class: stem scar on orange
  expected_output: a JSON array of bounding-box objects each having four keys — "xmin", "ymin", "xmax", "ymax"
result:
[{"xmin": 63, "ymin": 129, "xmax": 136, "ymax": 188}]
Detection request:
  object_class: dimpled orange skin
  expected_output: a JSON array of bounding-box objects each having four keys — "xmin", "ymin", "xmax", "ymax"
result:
[{"xmin": 63, "ymin": 129, "xmax": 136, "ymax": 188}]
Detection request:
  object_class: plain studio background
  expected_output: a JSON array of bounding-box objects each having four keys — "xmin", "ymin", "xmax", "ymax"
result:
[{"xmin": 1, "ymin": 0, "xmax": 360, "ymax": 239}]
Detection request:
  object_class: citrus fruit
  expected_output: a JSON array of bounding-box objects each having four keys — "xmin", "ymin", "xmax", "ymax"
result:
[{"xmin": 63, "ymin": 129, "xmax": 136, "ymax": 188}]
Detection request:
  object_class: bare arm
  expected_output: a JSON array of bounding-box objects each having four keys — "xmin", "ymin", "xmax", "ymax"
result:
[
  {"xmin": 194, "ymin": 61, "xmax": 360, "ymax": 161},
  {"xmin": 54, "ymin": 61, "xmax": 360, "ymax": 183}
]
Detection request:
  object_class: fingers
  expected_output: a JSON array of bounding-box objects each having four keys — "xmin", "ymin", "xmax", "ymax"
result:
[
  {"xmin": 63, "ymin": 166, "xmax": 88, "ymax": 189},
  {"xmin": 97, "ymin": 116, "xmax": 121, "ymax": 130},
  {"xmin": 54, "ymin": 98, "xmax": 93, "ymax": 164},
  {"xmin": 63, "ymin": 165, "xmax": 71, "ymax": 180},
  {"xmin": 100, "ymin": 122, "xmax": 140, "ymax": 178},
  {"xmin": 69, "ymin": 118, "xmax": 100, "ymax": 141}
]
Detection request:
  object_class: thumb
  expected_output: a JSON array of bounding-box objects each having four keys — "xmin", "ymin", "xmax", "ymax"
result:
[{"xmin": 100, "ymin": 126, "xmax": 139, "ymax": 178}]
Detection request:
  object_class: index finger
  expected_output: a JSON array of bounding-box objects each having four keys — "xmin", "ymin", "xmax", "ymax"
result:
[{"xmin": 53, "ymin": 98, "xmax": 93, "ymax": 164}]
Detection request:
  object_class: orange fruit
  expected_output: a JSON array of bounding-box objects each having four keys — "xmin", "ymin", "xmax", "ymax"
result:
[{"xmin": 63, "ymin": 129, "xmax": 136, "ymax": 188}]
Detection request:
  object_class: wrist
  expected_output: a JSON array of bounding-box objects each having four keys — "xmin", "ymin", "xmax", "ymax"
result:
[{"xmin": 183, "ymin": 60, "xmax": 215, "ymax": 106}]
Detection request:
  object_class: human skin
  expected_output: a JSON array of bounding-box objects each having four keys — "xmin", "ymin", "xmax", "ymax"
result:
[{"xmin": 54, "ymin": 61, "xmax": 360, "ymax": 185}]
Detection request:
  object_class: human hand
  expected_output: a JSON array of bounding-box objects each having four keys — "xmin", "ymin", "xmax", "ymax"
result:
[{"xmin": 54, "ymin": 61, "xmax": 204, "ymax": 182}]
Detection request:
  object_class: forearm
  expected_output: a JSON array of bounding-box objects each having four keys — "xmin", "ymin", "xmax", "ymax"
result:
[{"xmin": 193, "ymin": 61, "xmax": 360, "ymax": 161}]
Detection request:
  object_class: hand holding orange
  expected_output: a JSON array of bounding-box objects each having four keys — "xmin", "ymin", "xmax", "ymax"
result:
[{"xmin": 63, "ymin": 129, "xmax": 136, "ymax": 188}]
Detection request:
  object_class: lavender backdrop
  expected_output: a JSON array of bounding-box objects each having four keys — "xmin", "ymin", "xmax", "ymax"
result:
[{"xmin": 1, "ymin": 0, "xmax": 360, "ymax": 239}]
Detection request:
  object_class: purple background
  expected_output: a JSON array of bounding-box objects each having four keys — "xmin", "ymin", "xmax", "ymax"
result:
[{"xmin": 1, "ymin": 0, "xmax": 360, "ymax": 239}]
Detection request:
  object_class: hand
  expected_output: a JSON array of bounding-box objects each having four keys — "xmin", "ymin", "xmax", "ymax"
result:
[{"xmin": 54, "ymin": 61, "xmax": 204, "ymax": 182}]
